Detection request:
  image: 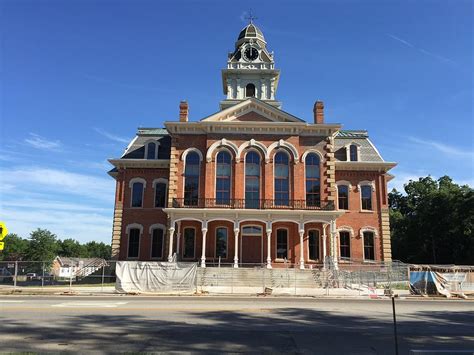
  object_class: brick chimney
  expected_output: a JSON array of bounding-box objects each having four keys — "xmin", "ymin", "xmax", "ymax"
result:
[
  {"xmin": 313, "ymin": 100, "xmax": 324, "ymax": 124},
  {"xmin": 179, "ymin": 100, "xmax": 188, "ymax": 122}
]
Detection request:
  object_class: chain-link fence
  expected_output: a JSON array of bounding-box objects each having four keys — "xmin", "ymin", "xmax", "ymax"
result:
[{"xmin": 0, "ymin": 260, "xmax": 117, "ymax": 293}]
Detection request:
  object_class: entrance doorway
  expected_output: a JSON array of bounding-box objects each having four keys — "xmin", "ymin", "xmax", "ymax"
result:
[{"xmin": 240, "ymin": 225, "xmax": 263, "ymax": 264}]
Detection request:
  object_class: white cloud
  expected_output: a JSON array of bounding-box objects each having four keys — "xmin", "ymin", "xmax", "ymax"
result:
[
  {"xmin": 387, "ymin": 33, "xmax": 457, "ymax": 65},
  {"xmin": 1, "ymin": 167, "xmax": 115, "ymax": 203},
  {"xmin": 24, "ymin": 133, "xmax": 62, "ymax": 151},
  {"xmin": 94, "ymin": 128, "xmax": 130, "ymax": 144},
  {"xmin": 408, "ymin": 137, "xmax": 474, "ymax": 159},
  {"xmin": 388, "ymin": 170, "xmax": 473, "ymax": 193}
]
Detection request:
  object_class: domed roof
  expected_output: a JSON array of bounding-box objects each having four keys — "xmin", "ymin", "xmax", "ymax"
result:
[{"xmin": 237, "ymin": 23, "xmax": 266, "ymax": 44}]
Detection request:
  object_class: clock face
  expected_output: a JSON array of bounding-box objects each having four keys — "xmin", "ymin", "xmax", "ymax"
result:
[{"xmin": 244, "ymin": 47, "xmax": 259, "ymax": 61}]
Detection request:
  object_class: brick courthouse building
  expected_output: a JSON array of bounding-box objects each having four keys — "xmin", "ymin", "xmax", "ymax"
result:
[{"xmin": 108, "ymin": 23, "xmax": 396, "ymax": 269}]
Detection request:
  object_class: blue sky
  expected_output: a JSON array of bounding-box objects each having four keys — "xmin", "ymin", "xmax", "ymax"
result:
[{"xmin": 0, "ymin": 0, "xmax": 472, "ymax": 243}]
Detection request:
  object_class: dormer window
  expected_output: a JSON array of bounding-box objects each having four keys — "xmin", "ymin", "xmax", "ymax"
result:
[
  {"xmin": 349, "ymin": 144, "xmax": 358, "ymax": 161},
  {"xmin": 245, "ymin": 83, "xmax": 255, "ymax": 97},
  {"xmin": 145, "ymin": 141, "xmax": 159, "ymax": 160}
]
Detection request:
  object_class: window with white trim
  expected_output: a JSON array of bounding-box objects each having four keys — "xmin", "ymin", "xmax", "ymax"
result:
[
  {"xmin": 146, "ymin": 142, "xmax": 157, "ymax": 160},
  {"xmin": 245, "ymin": 151, "xmax": 261, "ymax": 209},
  {"xmin": 274, "ymin": 151, "xmax": 289, "ymax": 206},
  {"xmin": 338, "ymin": 185, "xmax": 349, "ymax": 210},
  {"xmin": 308, "ymin": 230, "xmax": 320, "ymax": 260},
  {"xmin": 154, "ymin": 182, "xmax": 167, "ymax": 208},
  {"xmin": 184, "ymin": 152, "xmax": 200, "ymax": 206},
  {"xmin": 183, "ymin": 228, "xmax": 195, "ymax": 258},
  {"xmin": 305, "ymin": 153, "xmax": 321, "ymax": 207},
  {"xmin": 215, "ymin": 227, "xmax": 228, "ymax": 259},
  {"xmin": 151, "ymin": 228, "xmax": 164, "ymax": 259},
  {"xmin": 131, "ymin": 182, "xmax": 144, "ymax": 208},
  {"xmin": 363, "ymin": 231, "xmax": 375, "ymax": 260},
  {"xmin": 339, "ymin": 231, "xmax": 351, "ymax": 259},
  {"xmin": 349, "ymin": 144, "xmax": 358, "ymax": 161},
  {"xmin": 128, "ymin": 228, "xmax": 140, "ymax": 258},
  {"xmin": 276, "ymin": 229, "xmax": 288, "ymax": 259},
  {"xmin": 361, "ymin": 185, "xmax": 373, "ymax": 210},
  {"xmin": 216, "ymin": 151, "xmax": 231, "ymax": 205}
]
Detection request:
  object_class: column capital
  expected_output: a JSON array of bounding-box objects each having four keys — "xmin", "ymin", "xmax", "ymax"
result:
[
  {"xmin": 201, "ymin": 228, "xmax": 208, "ymax": 234},
  {"xmin": 266, "ymin": 228, "xmax": 272, "ymax": 235},
  {"xmin": 234, "ymin": 227, "xmax": 240, "ymax": 234}
]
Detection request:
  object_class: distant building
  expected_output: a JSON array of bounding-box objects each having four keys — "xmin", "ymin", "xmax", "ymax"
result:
[
  {"xmin": 52, "ymin": 257, "xmax": 107, "ymax": 278},
  {"xmin": 108, "ymin": 22, "xmax": 396, "ymax": 268}
]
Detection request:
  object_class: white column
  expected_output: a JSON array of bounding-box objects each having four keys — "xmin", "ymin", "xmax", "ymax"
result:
[
  {"xmin": 266, "ymin": 228, "xmax": 272, "ymax": 269},
  {"xmin": 330, "ymin": 220, "xmax": 338, "ymax": 270},
  {"xmin": 233, "ymin": 227, "xmax": 239, "ymax": 268},
  {"xmin": 200, "ymin": 227, "xmax": 208, "ymax": 268},
  {"xmin": 176, "ymin": 221, "xmax": 181, "ymax": 256},
  {"xmin": 299, "ymin": 229, "xmax": 305, "ymax": 270},
  {"xmin": 322, "ymin": 224, "xmax": 328, "ymax": 270},
  {"xmin": 168, "ymin": 226, "xmax": 175, "ymax": 262}
]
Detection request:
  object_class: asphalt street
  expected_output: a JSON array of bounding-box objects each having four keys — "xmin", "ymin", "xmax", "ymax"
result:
[{"xmin": 0, "ymin": 295, "xmax": 473, "ymax": 354}]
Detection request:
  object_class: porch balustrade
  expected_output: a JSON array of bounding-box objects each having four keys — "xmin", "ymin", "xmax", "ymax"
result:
[{"xmin": 172, "ymin": 198, "xmax": 335, "ymax": 211}]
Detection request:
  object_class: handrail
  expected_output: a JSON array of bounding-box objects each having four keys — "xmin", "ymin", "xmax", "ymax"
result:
[{"xmin": 172, "ymin": 198, "xmax": 335, "ymax": 211}]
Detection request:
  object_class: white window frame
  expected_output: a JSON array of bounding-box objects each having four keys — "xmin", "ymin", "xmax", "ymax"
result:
[
  {"xmin": 126, "ymin": 223, "xmax": 143, "ymax": 260},
  {"xmin": 307, "ymin": 228, "xmax": 322, "ymax": 262},
  {"xmin": 337, "ymin": 226, "xmax": 354, "ymax": 261},
  {"xmin": 275, "ymin": 227, "xmax": 289, "ymax": 261},
  {"xmin": 214, "ymin": 226, "xmax": 229, "ymax": 259},
  {"xmin": 345, "ymin": 142, "xmax": 361, "ymax": 162},
  {"xmin": 182, "ymin": 227, "xmax": 197, "ymax": 259},
  {"xmin": 358, "ymin": 181, "xmax": 375, "ymax": 212},
  {"xmin": 272, "ymin": 149, "xmax": 292, "ymax": 204},
  {"xmin": 129, "ymin": 178, "xmax": 146, "ymax": 208},
  {"xmin": 144, "ymin": 140, "xmax": 160, "ymax": 160},
  {"xmin": 336, "ymin": 180, "xmax": 352, "ymax": 210},
  {"xmin": 243, "ymin": 149, "xmax": 263, "ymax": 205},
  {"xmin": 181, "ymin": 148, "xmax": 203, "ymax": 204},
  {"xmin": 149, "ymin": 223, "xmax": 166, "ymax": 260},
  {"xmin": 214, "ymin": 148, "xmax": 233, "ymax": 204},
  {"xmin": 302, "ymin": 150, "xmax": 323, "ymax": 208},
  {"xmin": 360, "ymin": 227, "xmax": 378, "ymax": 262},
  {"xmin": 152, "ymin": 178, "xmax": 168, "ymax": 208}
]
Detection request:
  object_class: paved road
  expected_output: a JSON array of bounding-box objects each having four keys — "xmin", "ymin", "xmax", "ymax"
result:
[{"xmin": 0, "ymin": 296, "xmax": 473, "ymax": 354}]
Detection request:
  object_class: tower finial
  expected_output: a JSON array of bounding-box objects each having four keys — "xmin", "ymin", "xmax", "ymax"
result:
[{"xmin": 245, "ymin": 9, "xmax": 258, "ymax": 24}]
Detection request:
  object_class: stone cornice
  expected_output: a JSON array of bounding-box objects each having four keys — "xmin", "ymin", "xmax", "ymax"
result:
[
  {"xmin": 108, "ymin": 159, "xmax": 170, "ymax": 169},
  {"xmin": 335, "ymin": 161, "xmax": 397, "ymax": 172},
  {"xmin": 165, "ymin": 121, "xmax": 341, "ymax": 136}
]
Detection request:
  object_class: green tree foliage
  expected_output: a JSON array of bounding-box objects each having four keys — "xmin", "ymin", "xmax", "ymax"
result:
[
  {"xmin": 0, "ymin": 234, "xmax": 29, "ymax": 261},
  {"xmin": 25, "ymin": 229, "xmax": 60, "ymax": 264},
  {"xmin": 0, "ymin": 229, "xmax": 112, "ymax": 261},
  {"xmin": 389, "ymin": 176, "xmax": 474, "ymax": 264}
]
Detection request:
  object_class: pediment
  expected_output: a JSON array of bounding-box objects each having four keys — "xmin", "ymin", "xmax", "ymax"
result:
[{"xmin": 201, "ymin": 98, "xmax": 304, "ymax": 123}]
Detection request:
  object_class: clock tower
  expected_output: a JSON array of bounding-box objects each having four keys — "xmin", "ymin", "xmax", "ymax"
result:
[{"xmin": 220, "ymin": 22, "xmax": 282, "ymax": 110}]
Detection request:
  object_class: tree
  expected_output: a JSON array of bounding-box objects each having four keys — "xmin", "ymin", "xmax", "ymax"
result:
[
  {"xmin": 58, "ymin": 238, "xmax": 87, "ymax": 257},
  {"xmin": 25, "ymin": 229, "xmax": 59, "ymax": 263},
  {"xmin": 389, "ymin": 176, "xmax": 474, "ymax": 264},
  {"xmin": 0, "ymin": 234, "xmax": 29, "ymax": 261},
  {"xmin": 84, "ymin": 241, "xmax": 111, "ymax": 259}
]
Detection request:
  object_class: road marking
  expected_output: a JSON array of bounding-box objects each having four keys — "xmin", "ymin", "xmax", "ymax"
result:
[
  {"xmin": 52, "ymin": 302, "xmax": 128, "ymax": 308},
  {"xmin": 0, "ymin": 300, "xmax": 26, "ymax": 303}
]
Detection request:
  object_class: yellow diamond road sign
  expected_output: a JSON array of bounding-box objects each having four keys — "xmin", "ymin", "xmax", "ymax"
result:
[{"xmin": 0, "ymin": 222, "xmax": 8, "ymax": 251}]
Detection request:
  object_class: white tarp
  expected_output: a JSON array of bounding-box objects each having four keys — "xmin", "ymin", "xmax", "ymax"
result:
[{"xmin": 115, "ymin": 261, "xmax": 197, "ymax": 294}]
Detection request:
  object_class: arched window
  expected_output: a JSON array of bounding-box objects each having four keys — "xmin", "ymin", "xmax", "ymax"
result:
[
  {"xmin": 338, "ymin": 185, "xmax": 349, "ymax": 210},
  {"xmin": 305, "ymin": 153, "xmax": 321, "ymax": 207},
  {"xmin": 128, "ymin": 228, "xmax": 140, "ymax": 258},
  {"xmin": 246, "ymin": 83, "xmax": 255, "ymax": 97},
  {"xmin": 216, "ymin": 151, "xmax": 231, "ymax": 205},
  {"xmin": 184, "ymin": 152, "xmax": 200, "ymax": 206},
  {"xmin": 215, "ymin": 227, "xmax": 228, "ymax": 259},
  {"xmin": 339, "ymin": 231, "xmax": 351, "ymax": 259},
  {"xmin": 308, "ymin": 230, "xmax": 320, "ymax": 260},
  {"xmin": 274, "ymin": 151, "xmax": 289, "ymax": 206},
  {"xmin": 146, "ymin": 142, "xmax": 157, "ymax": 160},
  {"xmin": 154, "ymin": 182, "xmax": 167, "ymax": 208},
  {"xmin": 349, "ymin": 144, "xmax": 358, "ymax": 161},
  {"xmin": 131, "ymin": 182, "xmax": 144, "ymax": 208},
  {"xmin": 151, "ymin": 228, "xmax": 164, "ymax": 259},
  {"xmin": 361, "ymin": 185, "xmax": 373, "ymax": 210},
  {"xmin": 276, "ymin": 229, "xmax": 288, "ymax": 259},
  {"xmin": 245, "ymin": 151, "xmax": 261, "ymax": 209}
]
